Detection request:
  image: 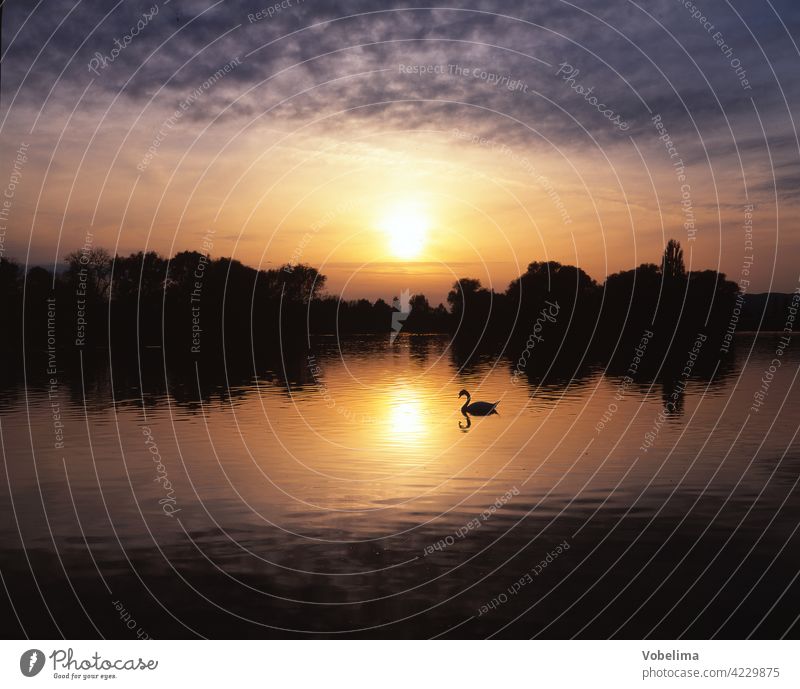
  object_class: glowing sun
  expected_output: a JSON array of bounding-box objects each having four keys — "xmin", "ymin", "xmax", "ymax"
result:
[{"xmin": 379, "ymin": 202, "xmax": 429, "ymax": 259}]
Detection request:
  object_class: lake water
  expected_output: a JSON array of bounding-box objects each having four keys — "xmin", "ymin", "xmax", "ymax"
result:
[{"xmin": 1, "ymin": 334, "xmax": 798, "ymax": 638}]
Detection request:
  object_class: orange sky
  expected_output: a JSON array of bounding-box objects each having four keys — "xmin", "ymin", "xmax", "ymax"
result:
[{"xmin": 2, "ymin": 2, "xmax": 798, "ymax": 304}]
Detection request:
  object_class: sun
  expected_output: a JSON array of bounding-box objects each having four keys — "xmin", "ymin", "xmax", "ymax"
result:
[{"xmin": 379, "ymin": 202, "xmax": 429, "ymax": 259}]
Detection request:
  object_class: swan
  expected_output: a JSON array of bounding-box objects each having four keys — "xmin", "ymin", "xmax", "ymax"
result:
[{"xmin": 458, "ymin": 389, "xmax": 499, "ymax": 416}]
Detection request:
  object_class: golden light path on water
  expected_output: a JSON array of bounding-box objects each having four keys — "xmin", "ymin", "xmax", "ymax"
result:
[{"xmin": 3, "ymin": 335, "xmax": 797, "ymax": 548}]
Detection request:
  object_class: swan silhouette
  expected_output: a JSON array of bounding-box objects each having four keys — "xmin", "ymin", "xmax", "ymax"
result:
[{"xmin": 458, "ymin": 389, "xmax": 499, "ymax": 416}]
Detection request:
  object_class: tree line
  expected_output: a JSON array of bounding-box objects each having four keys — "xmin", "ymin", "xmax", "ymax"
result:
[
  {"xmin": 1, "ymin": 239, "xmax": 743, "ymax": 373},
  {"xmin": 446, "ymin": 239, "xmax": 740, "ymax": 374}
]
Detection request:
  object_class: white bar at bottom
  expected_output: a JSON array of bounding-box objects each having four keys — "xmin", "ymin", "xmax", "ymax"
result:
[{"xmin": 1, "ymin": 640, "xmax": 796, "ymax": 687}]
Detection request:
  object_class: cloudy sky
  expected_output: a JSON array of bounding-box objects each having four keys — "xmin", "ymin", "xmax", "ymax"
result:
[{"xmin": 2, "ymin": 0, "xmax": 799, "ymax": 301}]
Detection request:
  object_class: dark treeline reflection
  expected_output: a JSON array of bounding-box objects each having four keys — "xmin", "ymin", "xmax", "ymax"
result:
[{"xmin": 0, "ymin": 238, "xmax": 756, "ymax": 385}]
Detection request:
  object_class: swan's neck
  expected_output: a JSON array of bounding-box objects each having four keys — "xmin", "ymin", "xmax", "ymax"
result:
[{"xmin": 460, "ymin": 393, "xmax": 471, "ymax": 413}]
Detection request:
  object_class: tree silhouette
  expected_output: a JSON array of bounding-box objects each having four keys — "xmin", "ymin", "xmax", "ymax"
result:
[
  {"xmin": 63, "ymin": 247, "xmax": 113, "ymax": 301},
  {"xmin": 447, "ymin": 278, "xmax": 484, "ymax": 319},
  {"xmin": 0, "ymin": 257, "xmax": 21, "ymax": 294},
  {"xmin": 662, "ymin": 239, "xmax": 685, "ymax": 280},
  {"xmin": 112, "ymin": 251, "xmax": 168, "ymax": 302},
  {"xmin": 0, "ymin": 238, "xmax": 746, "ymax": 370}
]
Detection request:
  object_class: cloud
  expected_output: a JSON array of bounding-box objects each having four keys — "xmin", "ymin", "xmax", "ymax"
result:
[{"xmin": 2, "ymin": 0, "xmax": 799, "ymax": 284}]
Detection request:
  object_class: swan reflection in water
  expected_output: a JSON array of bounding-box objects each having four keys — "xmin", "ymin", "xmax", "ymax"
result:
[{"xmin": 458, "ymin": 389, "xmax": 499, "ymax": 432}]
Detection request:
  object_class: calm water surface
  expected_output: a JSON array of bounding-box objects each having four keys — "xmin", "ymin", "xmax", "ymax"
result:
[{"xmin": 1, "ymin": 334, "xmax": 798, "ymax": 638}]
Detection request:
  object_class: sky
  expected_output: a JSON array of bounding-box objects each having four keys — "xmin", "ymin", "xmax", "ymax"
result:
[{"xmin": 1, "ymin": 0, "xmax": 799, "ymax": 304}]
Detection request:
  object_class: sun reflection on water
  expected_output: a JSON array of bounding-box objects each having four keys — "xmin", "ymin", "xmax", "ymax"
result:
[{"xmin": 386, "ymin": 389, "xmax": 427, "ymax": 442}]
